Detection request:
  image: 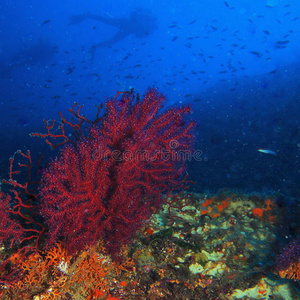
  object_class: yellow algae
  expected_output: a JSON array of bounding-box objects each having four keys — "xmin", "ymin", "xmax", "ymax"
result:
[
  {"xmin": 265, "ymin": 277, "xmax": 300, "ymax": 299},
  {"xmin": 189, "ymin": 263, "xmax": 204, "ymax": 275},
  {"xmin": 201, "ymin": 250, "xmax": 224, "ymax": 261},
  {"xmin": 195, "ymin": 252, "xmax": 208, "ymax": 266},
  {"xmin": 202, "ymin": 261, "xmax": 228, "ymax": 277},
  {"xmin": 230, "ymin": 276, "xmax": 300, "ymax": 300},
  {"xmin": 231, "ymin": 278, "xmax": 270, "ymax": 299},
  {"xmin": 177, "ymin": 257, "xmax": 185, "ymax": 263}
]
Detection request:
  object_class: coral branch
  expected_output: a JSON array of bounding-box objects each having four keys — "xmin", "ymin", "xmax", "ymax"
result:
[
  {"xmin": 30, "ymin": 103, "xmax": 102, "ymax": 149},
  {"xmin": 38, "ymin": 87, "xmax": 195, "ymax": 256},
  {"xmin": 2, "ymin": 150, "xmax": 45, "ymax": 253}
]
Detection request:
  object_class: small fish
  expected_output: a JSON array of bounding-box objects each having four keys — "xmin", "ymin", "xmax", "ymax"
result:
[
  {"xmin": 276, "ymin": 40, "xmax": 290, "ymax": 45},
  {"xmin": 268, "ymin": 70, "xmax": 277, "ymax": 75},
  {"xmin": 189, "ymin": 19, "xmax": 197, "ymax": 24},
  {"xmin": 66, "ymin": 67, "xmax": 75, "ymax": 74},
  {"xmin": 250, "ymin": 50, "xmax": 262, "ymax": 58},
  {"xmin": 41, "ymin": 20, "xmax": 51, "ymax": 26},
  {"xmin": 258, "ymin": 149, "xmax": 277, "ymax": 155},
  {"xmin": 90, "ymin": 73, "xmax": 101, "ymax": 77}
]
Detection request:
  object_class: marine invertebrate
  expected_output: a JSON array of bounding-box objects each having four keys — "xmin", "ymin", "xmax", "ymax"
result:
[
  {"xmin": 0, "ymin": 150, "xmax": 45, "ymax": 286},
  {"xmin": 13, "ymin": 252, "xmax": 47, "ymax": 293},
  {"xmin": 72, "ymin": 250, "xmax": 109, "ymax": 293},
  {"xmin": 276, "ymin": 238, "xmax": 300, "ymax": 281},
  {"xmin": 0, "ymin": 192, "xmax": 25, "ymax": 286},
  {"xmin": 33, "ymin": 242, "xmax": 135, "ymax": 299},
  {"xmin": 36, "ymin": 88, "xmax": 195, "ymax": 255},
  {"xmin": 251, "ymin": 199, "xmax": 275, "ymax": 221},
  {"xmin": 0, "ymin": 192, "xmax": 23, "ymax": 246},
  {"xmin": 1, "ymin": 150, "xmax": 45, "ymax": 253},
  {"xmin": 278, "ymin": 260, "xmax": 300, "ymax": 281}
]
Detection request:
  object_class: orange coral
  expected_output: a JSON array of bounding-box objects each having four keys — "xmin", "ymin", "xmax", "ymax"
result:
[
  {"xmin": 17, "ymin": 253, "xmax": 47, "ymax": 287},
  {"xmin": 3, "ymin": 240, "xmax": 137, "ymax": 299},
  {"xmin": 10, "ymin": 251, "xmax": 50, "ymax": 298},
  {"xmin": 198, "ymin": 195, "xmax": 232, "ymax": 219},
  {"xmin": 202, "ymin": 198, "xmax": 214, "ymax": 207},
  {"xmin": 72, "ymin": 250, "xmax": 110, "ymax": 295},
  {"xmin": 86, "ymin": 288, "xmax": 106, "ymax": 300},
  {"xmin": 45, "ymin": 242, "xmax": 71, "ymax": 268},
  {"xmin": 252, "ymin": 198, "xmax": 276, "ymax": 222},
  {"xmin": 252, "ymin": 207, "xmax": 264, "ymax": 219},
  {"xmin": 278, "ymin": 261, "xmax": 300, "ymax": 281},
  {"xmin": 265, "ymin": 199, "xmax": 273, "ymax": 211}
]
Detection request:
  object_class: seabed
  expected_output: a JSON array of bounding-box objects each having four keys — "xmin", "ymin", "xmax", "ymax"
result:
[{"xmin": 1, "ymin": 191, "xmax": 299, "ymax": 300}]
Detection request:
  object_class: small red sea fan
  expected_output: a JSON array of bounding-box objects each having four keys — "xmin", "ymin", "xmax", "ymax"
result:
[
  {"xmin": 0, "ymin": 192, "xmax": 24, "ymax": 246},
  {"xmin": 39, "ymin": 88, "xmax": 195, "ymax": 255}
]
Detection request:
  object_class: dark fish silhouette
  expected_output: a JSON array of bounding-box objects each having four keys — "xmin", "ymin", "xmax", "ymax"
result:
[{"xmin": 41, "ymin": 20, "xmax": 51, "ymax": 26}]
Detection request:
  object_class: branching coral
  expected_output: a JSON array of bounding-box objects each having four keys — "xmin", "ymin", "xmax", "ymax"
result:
[
  {"xmin": 3, "ymin": 242, "xmax": 136, "ymax": 299},
  {"xmin": 35, "ymin": 88, "xmax": 195, "ymax": 255}
]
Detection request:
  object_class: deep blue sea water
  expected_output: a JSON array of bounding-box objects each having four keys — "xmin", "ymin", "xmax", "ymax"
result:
[{"xmin": 0, "ymin": 1, "xmax": 299, "ymax": 192}]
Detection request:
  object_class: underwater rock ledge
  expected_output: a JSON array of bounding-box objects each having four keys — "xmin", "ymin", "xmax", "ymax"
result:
[{"xmin": 1, "ymin": 190, "xmax": 300, "ymax": 300}]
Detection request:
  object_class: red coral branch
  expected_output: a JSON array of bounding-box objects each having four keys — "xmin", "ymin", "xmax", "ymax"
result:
[
  {"xmin": 2, "ymin": 150, "xmax": 45, "ymax": 253},
  {"xmin": 0, "ymin": 192, "xmax": 24, "ymax": 246},
  {"xmin": 36, "ymin": 88, "xmax": 195, "ymax": 256},
  {"xmin": 30, "ymin": 102, "xmax": 102, "ymax": 149}
]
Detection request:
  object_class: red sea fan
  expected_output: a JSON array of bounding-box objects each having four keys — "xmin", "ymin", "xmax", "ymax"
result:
[
  {"xmin": 38, "ymin": 88, "xmax": 195, "ymax": 255},
  {"xmin": 0, "ymin": 192, "xmax": 24, "ymax": 246}
]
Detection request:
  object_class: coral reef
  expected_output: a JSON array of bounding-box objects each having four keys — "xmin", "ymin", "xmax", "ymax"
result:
[
  {"xmin": 1, "ymin": 242, "xmax": 134, "ymax": 299},
  {"xmin": 1, "ymin": 191, "xmax": 299, "ymax": 299}
]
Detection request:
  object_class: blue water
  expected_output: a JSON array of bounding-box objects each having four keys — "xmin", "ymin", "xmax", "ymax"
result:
[{"xmin": 0, "ymin": 0, "xmax": 299, "ymax": 198}]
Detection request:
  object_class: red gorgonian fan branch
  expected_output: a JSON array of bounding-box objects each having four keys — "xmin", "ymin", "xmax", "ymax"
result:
[
  {"xmin": 0, "ymin": 150, "xmax": 45, "ymax": 285},
  {"xmin": 30, "ymin": 102, "xmax": 102, "ymax": 149},
  {"xmin": 2, "ymin": 150, "xmax": 45, "ymax": 253},
  {"xmin": 33, "ymin": 87, "xmax": 195, "ymax": 256}
]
